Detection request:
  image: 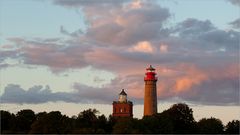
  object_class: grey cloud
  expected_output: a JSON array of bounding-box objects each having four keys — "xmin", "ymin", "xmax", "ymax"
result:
[
  {"xmin": 173, "ymin": 18, "xmax": 239, "ymax": 51},
  {"xmin": 228, "ymin": 0, "xmax": 240, "ymax": 6},
  {"xmin": 53, "ymin": 0, "xmax": 129, "ymax": 7},
  {"xmin": 31, "ymin": 37, "xmax": 62, "ymax": 43},
  {"xmin": 0, "ymin": 79, "xmax": 139, "ymax": 104},
  {"xmin": 0, "ymin": 49, "xmax": 20, "ymax": 69},
  {"xmin": 84, "ymin": 38, "xmax": 237, "ymax": 75},
  {"xmin": 72, "ymin": 83, "xmax": 115, "ymax": 103},
  {"xmin": 122, "ymin": 4, "xmax": 170, "ymax": 25},
  {"xmin": 85, "ymin": 3, "xmax": 170, "ymax": 45},
  {"xmin": 229, "ymin": 18, "xmax": 240, "ymax": 29},
  {"xmin": 199, "ymin": 29, "xmax": 239, "ymax": 50},
  {"xmin": 173, "ymin": 18, "xmax": 215, "ymax": 37},
  {"xmin": 6, "ymin": 38, "xmax": 90, "ymax": 72},
  {"xmin": 2, "ymin": 67, "xmax": 239, "ymax": 106},
  {"xmin": 0, "ymin": 84, "xmax": 77, "ymax": 104},
  {"xmin": 181, "ymin": 78, "xmax": 239, "ymax": 105},
  {"xmin": 60, "ymin": 26, "xmax": 83, "ymax": 37},
  {"xmin": 0, "ymin": 50, "xmax": 19, "ymax": 62},
  {"xmin": 3, "ymin": 18, "xmax": 239, "ymax": 74},
  {"xmin": 86, "ymin": 23, "xmax": 124, "ymax": 44},
  {"xmin": 73, "ymin": 74, "xmax": 146, "ymax": 104},
  {"xmin": 0, "ymin": 74, "xmax": 146, "ymax": 104},
  {"xmin": 0, "ymin": 84, "xmax": 117, "ymax": 104}
]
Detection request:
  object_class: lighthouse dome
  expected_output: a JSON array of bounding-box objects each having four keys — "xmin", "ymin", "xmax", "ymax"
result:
[{"xmin": 119, "ymin": 89, "xmax": 127, "ymax": 103}]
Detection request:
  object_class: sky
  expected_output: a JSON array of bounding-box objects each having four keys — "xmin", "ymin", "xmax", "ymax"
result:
[{"xmin": 0, "ymin": 0, "xmax": 239, "ymax": 124}]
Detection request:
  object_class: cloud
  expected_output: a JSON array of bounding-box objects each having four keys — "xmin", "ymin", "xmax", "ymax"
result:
[
  {"xmin": 60, "ymin": 26, "xmax": 83, "ymax": 37},
  {"xmin": 0, "ymin": 83, "xmax": 117, "ymax": 104},
  {"xmin": 229, "ymin": 18, "xmax": 240, "ymax": 29},
  {"xmin": 57, "ymin": 0, "xmax": 171, "ymax": 45},
  {"xmin": 181, "ymin": 73, "xmax": 239, "ymax": 105},
  {"xmin": 173, "ymin": 18, "xmax": 215, "ymax": 37},
  {"xmin": 0, "ymin": 50, "xmax": 18, "ymax": 62},
  {"xmin": 1, "ymin": 1, "xmax": 239, "ymax": 106},
  {"xmin": 130, "ymin": 0, "xmax": 142, "ymax": 9},
  {"xmin": 172, "ymin": 18, "xmax": 239, "ymax": 52},
  {"xmin": 0, "ymin": 84, "xmax": 77, "ymax": 104},
  {"xmin": 227, "ymin": 0, "xmax": 240, "ymax": 6},
  {"xmin": 198, "ymin": 30, "xmax": 239, "ymax": 50},
  {"xmin": 0, "ymin": 76, "xmax": 142, "ymax": 104},
  {"xmin": 0, "ymin": 49, "xmax": 20, "ymax": 69},
  {"xmin": 159, "ymin": 44, "xmax": 168, "ymax": 53},
  {"xmin": 3, "ymin": 17, "xmax": 239, "ymax": 74},
  {"xmin": 1, "ymin": 63, "xmax": 238, "ymax": 105},
  {"xmin": 128, "ymin": 41, "xmax": 154, "ymax": 53},
  {"xmin": 54, "ymin": 0, "xmax": 129, "ymax": 8},
  {"xmin": 169, "ymin": 64, "xmax": 239, "ymax": 105},
  {"xmin": 174, "ymin": 66, "xmax": 208, "ymax": 93},
  {"xmin": 181, "ymin": 63, "xmax": 240, "ymax": 105},
  {"xmin": 4, "ymin": 38, "xmax": 90, "ymax": 72}
]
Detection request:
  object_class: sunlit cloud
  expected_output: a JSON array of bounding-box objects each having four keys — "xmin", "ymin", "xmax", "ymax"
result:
[
  {"xmin": 128, "ymin": 41, "xmax": 154, "ymax": 53},
  {"xmin": 130, "ymin": 0, "xmax": 143, "ymax": 9},
  {"xmin": 173, "ymin": 65, "xmax": 208, "ymax": 93},
  {"xmin": 159, "ymin": 44, "xmax": 168, "ymax": 53}
]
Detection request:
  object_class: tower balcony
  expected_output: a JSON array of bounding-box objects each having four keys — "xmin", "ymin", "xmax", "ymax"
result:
[{"xmin": 144, "ymin": 77, "xmax": 158, "ymax": 81}]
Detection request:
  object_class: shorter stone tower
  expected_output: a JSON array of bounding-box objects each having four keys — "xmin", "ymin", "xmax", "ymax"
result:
[{"xmin": 112, "ymin": 89, "xmax": 133, "ymax": 117}]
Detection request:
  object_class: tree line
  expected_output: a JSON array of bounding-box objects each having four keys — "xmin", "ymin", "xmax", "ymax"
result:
[{"xmin": 1, "ymin": 103, "xmax": 239, "ymax": 134}]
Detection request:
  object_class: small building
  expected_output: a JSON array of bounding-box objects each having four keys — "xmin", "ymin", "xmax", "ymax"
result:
[{"xmin": 112, "ymin": 89, "xmax": 133, "ymax": 117}]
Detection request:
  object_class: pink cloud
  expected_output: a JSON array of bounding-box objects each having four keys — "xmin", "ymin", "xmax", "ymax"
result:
[
  {"xmin": 173, "ymin": 65, "xmax": 208, "ymax": 93},
  {"xmin": 129, "ymin": 0, "xmax": 143, "ymax": 9},
  {"xmin": 82, "ymin": 1, "xmax": 170, "ymax": 45},
  {"xmin": 159, "ymin": 44, "xmax": 168, "ymax": 53},
  {"xmin": 13, "ymin": 39, "xmax": 89, "ymax": 72},
  {"xmin": 128, "ymin": 41, "xmax": 154, "ymax": 53}
]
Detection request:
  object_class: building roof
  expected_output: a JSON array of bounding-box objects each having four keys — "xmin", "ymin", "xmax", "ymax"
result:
[
  {"xmin": 146, "ymin": 65, "xmax": 155, "ymax": 71},
  {"xmin": 119, "ymin": 89, "xmax": 127, "ymax": 95}
]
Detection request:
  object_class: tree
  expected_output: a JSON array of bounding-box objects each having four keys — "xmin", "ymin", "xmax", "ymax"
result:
[
  {"xmin": 112, "ymin": 117, "xmax": 134, "ymax": 134},
  {"xmin": 0, "ymin": 110, "xmax": 15, "ymax": 133},
  {"xmin": 29, "ymin": 112, "xmax": 47, "ymax": 133},
  {"xmin": 73, "ymin": 109, "xmax": 99, "ymax": 133},
  {"xmin": 161, "ymin": 103, "xmax": 196, "ymax": 133},
  {"xmin": 225, "ymin": 120, "xmax": 239, "ymax": 134},
  {"xmin": 95, "ymin": 114, "xmax": 107, "ymax": 133},
  {"xmin": 13, "ymin": 109, "xmax": 35, "ymax": 133},
  {"xmin": 1, "ymin": 104, "xmax": 237, "ymax": 134},
  {"xmin": 197, "ymin": 117, "xmax": 224, "ymax": 134},
  {"xmin": 105, "ymin": 115, "xmax": 116, "ymax": 133},
  {"xmin": 30, "ymin": 111, "xmax": 73, "ymax": 134},
  {"xmin": 76, "ymin": 109, "xmax": 99, "ymax": 127},
  {"xmin": 141, "ymin": 116, "xmax": 159, "ymax": 133},
  {"xmin": 155, "ymin": 113, "xmax": 174, "ymax": 133},
  {"xmin": 130, "ymin": 118, "xmax": 144, "ymax": 133}
]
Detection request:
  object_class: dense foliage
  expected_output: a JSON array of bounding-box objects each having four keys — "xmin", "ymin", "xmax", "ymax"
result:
[{"xmin": 1, "ymin": 103, "xmax": 239, "ymax": 134}]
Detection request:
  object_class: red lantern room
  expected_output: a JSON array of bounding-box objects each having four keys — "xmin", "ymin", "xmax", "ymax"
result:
[{"xmin": 144, "ymin": 65, "xmax": 157, "ymax": 81}]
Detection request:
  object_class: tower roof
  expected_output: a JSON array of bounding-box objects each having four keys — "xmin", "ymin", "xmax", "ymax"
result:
[
  {"xmin": 119, "ymin": 89, "xmax": 127, "ymax": 95},
  {"xmin": 146, "ymin": 65, "xmax": 155, "ymax": 71}
]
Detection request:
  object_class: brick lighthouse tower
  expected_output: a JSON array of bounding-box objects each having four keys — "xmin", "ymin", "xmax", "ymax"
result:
[{"xmin": 144, "ymin": 65, "xmax": 158, "ymax": 116}]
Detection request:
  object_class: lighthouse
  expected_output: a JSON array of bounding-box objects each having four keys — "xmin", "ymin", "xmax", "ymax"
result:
[
  {"xmin": 112, "ymin": 89, "xmax": 133, "ymax": 117},
  {"xmin": 144, "ymin": 65, "xmax": 158, "ymax": 116}
]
